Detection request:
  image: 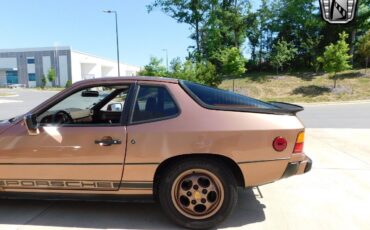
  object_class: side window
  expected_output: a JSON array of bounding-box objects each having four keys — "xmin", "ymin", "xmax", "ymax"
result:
[
  {"xmin": 101, "ymin": 91, "xmax": 126, "ymax": 112},
  {"xmin": 38, "ymin": 85, "xmax": 130, "ymax": 126},
  {"xmin": 132, "ymin": 85, "xmax": 179, "ymax": 123}
]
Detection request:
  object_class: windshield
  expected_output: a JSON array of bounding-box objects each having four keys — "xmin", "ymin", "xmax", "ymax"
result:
[{"xmin": 49, "ymin": 87, "xmax": 108, "ymax": 112}]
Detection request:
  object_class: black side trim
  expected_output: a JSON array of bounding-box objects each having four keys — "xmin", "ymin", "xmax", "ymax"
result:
[
  {"xmin": 0, "ymin": 192, "xmax": 154, "ymax": 202},
  {"xmin": 0, "ymin": 179, "xmax": 153, "ymax": 191},
  {"xmin": 122, "ymin": 82, "xmax": 138, "ymax": 125},
  {"xmin": 237, "ymin": 158, "xmax": 289, "ymax": 164},
  {"xmin": 120, "ymin": 182, "xmax": 153, "ymax": 189}
]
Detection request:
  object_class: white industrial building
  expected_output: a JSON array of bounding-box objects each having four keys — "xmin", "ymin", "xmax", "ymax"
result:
[{"xmin": 0, "ymin": 47, "xmax": 140, "ymax": 87}]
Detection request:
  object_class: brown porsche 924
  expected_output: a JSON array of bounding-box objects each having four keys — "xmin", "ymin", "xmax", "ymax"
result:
[{"xmin": 0, "ymin": 77, "xmax": 311, "ymax": 229}]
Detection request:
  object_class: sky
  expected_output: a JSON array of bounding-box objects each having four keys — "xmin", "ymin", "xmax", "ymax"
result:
[{"xmin": 0, "ymin": 0, "xmax": 259, "ymax": 67}]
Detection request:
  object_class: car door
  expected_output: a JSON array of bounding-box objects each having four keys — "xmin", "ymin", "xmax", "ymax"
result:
[
  {"xmin": 0, "ymin": 83, "xmax": 133, "ymax": 192},
  {"xmin": 123, "ymin": 83, "xmax": 181, "ymax": 184}
]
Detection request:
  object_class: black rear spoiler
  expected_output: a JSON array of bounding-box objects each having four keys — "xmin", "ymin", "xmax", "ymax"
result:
[{"xmin": 268, "ymin": 102, "xmax": 304, "ymax": 115}]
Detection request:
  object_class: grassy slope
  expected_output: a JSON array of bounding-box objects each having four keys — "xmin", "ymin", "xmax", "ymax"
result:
[
  {"xmin": 220, "ymin": 69, "xmax": 370, "ymax": 103},
  {"xmin": 33, "ymin": 87, "xmax": 65, "ymax": 91}
]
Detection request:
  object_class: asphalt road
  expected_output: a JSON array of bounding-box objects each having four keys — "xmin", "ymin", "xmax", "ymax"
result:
[
  {"xmin": 1, "ymin": 88, "xmax": 370, "ymax": 128},
  {"xmin": 298, "ymin": 102, "xmax": 370, "ymax": 128},
  {"xmin": 0, "ymin": 89, "xmax": 57, "ymax": 120}
]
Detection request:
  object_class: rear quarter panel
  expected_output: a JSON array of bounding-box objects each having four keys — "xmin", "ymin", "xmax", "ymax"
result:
[{"xmin": 124, "ymin": 83, "xmax": 304, "ymax": 186}]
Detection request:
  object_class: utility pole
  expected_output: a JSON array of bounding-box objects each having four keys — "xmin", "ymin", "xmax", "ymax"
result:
[{"xmin": 162, "ymin": 49, "xmax": 169, "ymax": 71}]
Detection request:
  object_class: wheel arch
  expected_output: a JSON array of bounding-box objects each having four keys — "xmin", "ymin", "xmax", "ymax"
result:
[{"xmin": 153, "ymin": 153, "xmax": 245, "ymax": 199}]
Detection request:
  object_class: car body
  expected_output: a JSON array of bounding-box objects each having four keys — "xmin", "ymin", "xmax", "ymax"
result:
[{"xmin": 0, "ymin": 77, "xmax": 311, "ymax": 229}]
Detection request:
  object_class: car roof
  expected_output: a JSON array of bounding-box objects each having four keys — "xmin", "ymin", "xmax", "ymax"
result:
[{"xmin": 77, "ymin": 76, "xmax": 179, "ymax": 85}]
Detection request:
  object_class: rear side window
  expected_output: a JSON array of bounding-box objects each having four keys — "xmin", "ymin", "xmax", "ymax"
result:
[
  {"xmin": 132, "ymin": 85, "xmax": 179, "ymax": 123},
  {"xmin": 181, "ymin": 81, "xmax": 278, "ymax": 109}
]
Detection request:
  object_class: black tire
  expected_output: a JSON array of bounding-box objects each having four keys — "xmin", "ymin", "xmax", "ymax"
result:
[{"xmin": 157, "ymin": 158, "xmax": 238, "ymax": 229}]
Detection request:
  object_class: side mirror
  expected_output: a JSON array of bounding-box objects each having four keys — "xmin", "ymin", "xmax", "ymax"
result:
[
  {"xmin": 107, "ymin": 103, "xmax": 123, "ymax": 112},
  {"xmin": 24, "ymin": 114, "xmax": 39, "ymax": 135},
  {"xmin": 81, "ymin": 90, "xmax": 99, "ymax": 97}
]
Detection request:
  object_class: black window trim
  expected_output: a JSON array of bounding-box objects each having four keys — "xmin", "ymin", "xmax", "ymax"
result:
[
  {"xmin": 38, "ymin": 83, "xmax": 135, "ymax": 128},
  {"xmin": 128, "ymin": 83, "xmax": 181, "ymax": 126},
  {"xmin": 179, "ymin": 80, "xmax": 296, "ymax": 115}
]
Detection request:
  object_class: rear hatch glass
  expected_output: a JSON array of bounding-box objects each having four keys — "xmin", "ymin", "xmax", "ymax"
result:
[{"xmin": 180, "ymin": 81, "xmax": 302, "ymax": 114}]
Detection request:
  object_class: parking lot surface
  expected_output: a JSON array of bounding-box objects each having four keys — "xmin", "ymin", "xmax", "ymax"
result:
[
  {"xmin": 0, "ymin": 89, "xmax": 369, "ymax": 230},
  {"xmin": 0, "ymin": 89, "xmax": 56, "ymax": 120},
  {"xmin": 298, "ymin": 101, "xmax": 370, "ymax": 128}
]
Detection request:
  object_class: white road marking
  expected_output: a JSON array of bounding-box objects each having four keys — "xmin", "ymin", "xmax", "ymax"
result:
[
  {"xmin": 0, "ymin": 99, "xmax": 23, "ymax": 104},
  {"xmin": 298, "ymin": 100, "xmax": 370, "ymax": 106}
]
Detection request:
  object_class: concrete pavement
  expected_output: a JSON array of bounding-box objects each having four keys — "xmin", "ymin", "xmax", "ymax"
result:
[
  {"xmin": 0, "ymin": 129, "xmax": 368, "ymax": 230},
  {"xmin": 0, "ymin": 89, "xmax": 369, "ymax": 229}
]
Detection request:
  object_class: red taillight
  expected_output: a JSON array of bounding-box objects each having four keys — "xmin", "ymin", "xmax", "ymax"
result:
[
  {"xmin": 273, "ymin": 137, "xmax": 287, "ymax": 152},
  {"xmin": 293, "ymin": 132, "xmax": 305, "ymax": 153},
  {"xmin": 293, "ymin": 142, "xmax": 304, "ymax": 153}
]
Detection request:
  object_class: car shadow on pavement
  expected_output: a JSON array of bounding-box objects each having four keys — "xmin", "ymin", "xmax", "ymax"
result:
[{"xmin": 0, "ymin": 189, "xmax": 265, "ymax": 229}]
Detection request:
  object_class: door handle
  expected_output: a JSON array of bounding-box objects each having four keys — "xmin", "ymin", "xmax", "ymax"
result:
[{"xmin": 95, "ymin": 136, "xmax": 122, "ymax": 146}]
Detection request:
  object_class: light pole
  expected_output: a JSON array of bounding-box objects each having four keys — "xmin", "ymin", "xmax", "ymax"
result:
[
  {"xmin": 162, "ymin": 49, "xmax": 169, "ymax": 71},
  {"xmin": 103, "ymin": 10, "xmax": 121, "ymax": 77},
  {"xmin": 54, "ymin": 45, "xmax": 58, "ymax": 87}
]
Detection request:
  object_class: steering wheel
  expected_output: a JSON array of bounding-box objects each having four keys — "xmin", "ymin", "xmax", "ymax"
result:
[{"xmin": 51, "ymin": 110, "xmax": 74, "ymax": 124}]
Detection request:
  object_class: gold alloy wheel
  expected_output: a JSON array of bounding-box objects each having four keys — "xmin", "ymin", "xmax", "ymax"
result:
[{"xmin": 171, "ymin": 169, "xmax": 225, "ymax": 220}]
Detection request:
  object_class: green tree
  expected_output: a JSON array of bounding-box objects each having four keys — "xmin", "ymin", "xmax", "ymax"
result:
[
  {"xmin": 200, "ymin": 0, "xmax": 251, "ymax": 60},
  {"xmin": 345, "ymin": 0, "xmax": 370, "ymax": 64},
  {"xmin": 170, "ymin": 58, "xmax": 197, "ymax": 82},
  {"xmin": 195, "ymin": 61, "xmax": 220, "ymax": 87},
  {"xmin": 317, "ymin": 32, "xmax": 352, "ymax": 88},
  {"xmin": 301, "ymin": 34, "xmax": 323, "ymax": 70},
  {"xmin": 319, "ymin": 0, "xmax": 369, "ymax": 66},
  {"xmin": 274, "ymin": 0, "xmax": 324, "ymax": 69},
  {"xmin": 148, "ymin": 0, "xmax": 251, "ymax": 64},
  {"xmin": 212, "ymin": 47, "xmax": 246, "ymax": 78},
  {"xmin": 148, "ymin": 0, "xmax": 210, "ymax": 59},
  {"xmin": 245, "ymin": 11, "xmax": 260, "ymax": 66},
  {"xmin": 256, "ymin": 0, "xmax": 274, "ymax": 70},
  {"xmin": 270, "ymin": 39, "xmax": 297, "ymax": 74},
  {"xmin": 65, "ymin": 80, "xmax": 72, "ymax": 88},
  {"xmin": 149, "ymin": 0, "xmax": 367, "ymax": 74},
  {"xmin": 169, "ymin": 58, "xmax": 220, "ymax": 86},
  {"xmin": 138, "ymin": 57, "xmax": 168, "ymax": 77},
  {"xmin": 358, "ymin": 30, "xmax": 370, "ymax": 73},
  {"xmin": 47, "ymin": 68, "xmax": 56, "ymax": 86},
  {"xmin": 41, "ymin": 74, "xmax": 47, "ymax": 89}
]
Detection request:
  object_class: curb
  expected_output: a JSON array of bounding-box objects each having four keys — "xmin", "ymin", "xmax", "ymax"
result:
[{"xmin": 297, "ymin": 100, "xmax": 370, "ymax": 106}]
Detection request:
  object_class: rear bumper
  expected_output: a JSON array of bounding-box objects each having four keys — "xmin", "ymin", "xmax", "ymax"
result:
[{"xmin": 281, "ymin": 156, "xmax": 312, "ymax": 178}]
